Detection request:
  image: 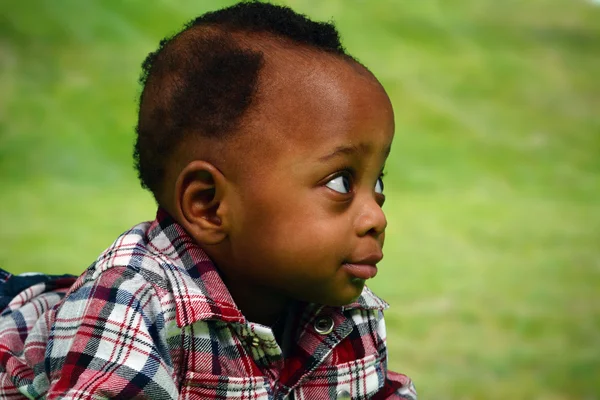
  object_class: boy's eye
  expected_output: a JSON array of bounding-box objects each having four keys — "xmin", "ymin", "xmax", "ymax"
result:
[
  {"xmin": 374, "ymin": 176, "xmax": 384, "ymax": 194},
  {"xmin": 326, "ymin": 175, "xmax": 352, "ymax": 194}
]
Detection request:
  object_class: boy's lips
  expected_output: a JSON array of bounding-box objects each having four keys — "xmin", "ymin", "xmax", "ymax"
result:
[{"xmin": 342, "ymin": 253, "xmax": 383, "ymax": 280}]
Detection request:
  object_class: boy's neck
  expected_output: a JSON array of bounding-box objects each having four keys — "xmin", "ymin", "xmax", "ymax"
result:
[{"xmin": 224, "ymin": 278, "xmax": 291, "ymax": 326}]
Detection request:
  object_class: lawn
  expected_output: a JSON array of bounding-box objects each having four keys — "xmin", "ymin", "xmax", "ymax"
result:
[{"xmin": 1, "ymin": 1, "xmax": 599, "ymax": 398}]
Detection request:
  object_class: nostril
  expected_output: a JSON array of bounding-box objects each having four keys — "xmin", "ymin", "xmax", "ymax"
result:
[{"xmin": 368, "ymin": 224, "xmax": 385, "ymax": 238}]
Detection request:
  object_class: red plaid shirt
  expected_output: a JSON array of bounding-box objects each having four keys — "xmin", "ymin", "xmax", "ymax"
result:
[{"xmin": 0, "ymin": 210, "xmax": 416, "ymax": 399}]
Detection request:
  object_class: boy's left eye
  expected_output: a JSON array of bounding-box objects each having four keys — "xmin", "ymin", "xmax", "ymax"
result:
[
  {"xmin": 326, "ymin": 175, "xmax": 352, "ymax": 194},
  {"xmin": 374, "ymin": 176, "xmax": 384, "ymax": 194}
]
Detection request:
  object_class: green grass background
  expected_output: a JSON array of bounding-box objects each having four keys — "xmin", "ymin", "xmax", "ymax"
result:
[{"xmin": 1, "ymin": 0, "xmax": 599, "ymax": 398}]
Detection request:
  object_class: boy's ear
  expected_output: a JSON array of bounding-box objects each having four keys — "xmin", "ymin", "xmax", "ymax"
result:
[{"xmin": 174, "ymin": 160, "xmax": 230, "ymax": 246}]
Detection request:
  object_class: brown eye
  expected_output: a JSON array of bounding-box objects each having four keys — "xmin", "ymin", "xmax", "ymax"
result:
[{"xmin": 326, "ymin": 175, "xmax": 351, "ymax": 194}]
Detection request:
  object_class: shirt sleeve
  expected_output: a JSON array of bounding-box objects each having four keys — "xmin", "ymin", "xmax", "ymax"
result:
[
  {"xmin": 45, "ymin": 267, "xmax": 179, "ymax": 399},
  {"xmin": 372, "ymin": 310, "xmax": 418, "ymax": 400}
]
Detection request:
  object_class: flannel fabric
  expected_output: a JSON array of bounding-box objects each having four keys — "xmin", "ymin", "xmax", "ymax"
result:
[
  {"xmin": 0, "ymin": 271, "xmax": 76, "ymax": 399},
  {"xmin": 0, "ymin": 209, "xmax": 416, "ymax": 399}
]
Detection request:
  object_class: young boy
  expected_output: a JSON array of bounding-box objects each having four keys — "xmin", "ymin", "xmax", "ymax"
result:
[{"xmin": 0, "ymin": 2, "xmax": 416, "ymax": 398}]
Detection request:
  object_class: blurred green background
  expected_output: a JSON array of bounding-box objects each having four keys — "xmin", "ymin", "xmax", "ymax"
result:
[{"xmin": 1, "ymin": 0, "xmax": 599, "ymax": 398}]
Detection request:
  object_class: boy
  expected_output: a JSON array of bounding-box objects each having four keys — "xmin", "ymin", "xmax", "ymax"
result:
[{"xmin": 0, "ymin": 2, "xmax": 416, "ymax": 398}]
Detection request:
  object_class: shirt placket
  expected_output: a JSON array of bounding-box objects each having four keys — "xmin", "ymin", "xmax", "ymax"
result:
[
  {"xmin": 232, "ymin": 307, "xmax": 355, "ymax": 399},
  {"xmin": 283, "ymin": 308, "xmax": 355, "ymax": 397},
  {"xmin": 237, "ymin": 322, "xmax": 285, "ymax": 383}
]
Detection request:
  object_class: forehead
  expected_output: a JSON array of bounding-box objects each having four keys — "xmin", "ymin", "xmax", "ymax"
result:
[{"xmin": 233, "ymin": 46, "xmax": 394, "ymax": 175}]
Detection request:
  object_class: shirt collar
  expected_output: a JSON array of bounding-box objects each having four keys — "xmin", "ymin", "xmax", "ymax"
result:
[
  {"xmin": 147, "ymin": 208, "xmax": 245, "ymax": 327},
  {"xmin": 146, "ymin": 208, "xmax": 388, "ymax": 328}
]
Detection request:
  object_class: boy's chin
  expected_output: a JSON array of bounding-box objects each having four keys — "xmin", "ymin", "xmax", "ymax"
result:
[{"xmin": 305, "ymin": 280, "xmax": 365, "ymax": 307}]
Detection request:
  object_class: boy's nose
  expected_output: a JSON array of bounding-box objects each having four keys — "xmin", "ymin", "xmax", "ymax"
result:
[{"xmin": 355, "ymin": 197, "xmax": 387, "ymax": 238}]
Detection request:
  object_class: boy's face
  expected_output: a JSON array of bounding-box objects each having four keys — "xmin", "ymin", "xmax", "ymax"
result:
[{"xmin": 216, "ymin": 53, "xmax": 394, "ymax": 308}]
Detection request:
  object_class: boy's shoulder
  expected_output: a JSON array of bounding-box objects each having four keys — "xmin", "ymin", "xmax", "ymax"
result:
[
  {"xmin": 66, "ymin": 212, "xmax": 247, "ymax": 326},
  {"xmin": 80, "ymin": 210, "xmax": 200, "ymax": 286},
  {"xmin": 90, "ymin": 220, "xmax": 168, "ymax": 280},
  {"xmin": 72, "ymin": 219, "xmax": 171, "ymax": 293}
]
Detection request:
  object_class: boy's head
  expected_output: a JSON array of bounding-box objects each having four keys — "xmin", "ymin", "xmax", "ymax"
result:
[{"xmin": 134, "ymin": 1, "xmax": 394, "ymax": 319}]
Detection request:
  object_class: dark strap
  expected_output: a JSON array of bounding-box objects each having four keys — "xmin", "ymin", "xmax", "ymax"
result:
[{"xmin": 0, "ymin": 268, "xmax": 76, "ymax": 312}]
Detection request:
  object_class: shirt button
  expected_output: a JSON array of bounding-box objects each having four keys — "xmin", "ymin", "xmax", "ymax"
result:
[
  {"xmin": 313, "ymin": 315, "xmax": 334, "ymax": 335},
  {"xmin": 246, "ymin": 336, "xmax": 260, "ymax": 347},
  {"xmin": 336, "ymin": 389, "xmax": 351, "ymax": 399}
]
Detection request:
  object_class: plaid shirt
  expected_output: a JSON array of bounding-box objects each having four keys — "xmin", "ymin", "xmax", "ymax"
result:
[{"xmin": 0, "ymin": 210, "xmax": 416, "ymax": 399}]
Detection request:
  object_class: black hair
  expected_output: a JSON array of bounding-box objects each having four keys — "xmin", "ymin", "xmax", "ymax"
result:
[{"xmin": 134, "ymin": 0, "xmax": 352, "ymax": 199}]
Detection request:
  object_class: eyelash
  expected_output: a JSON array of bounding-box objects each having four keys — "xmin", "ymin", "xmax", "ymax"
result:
[{"xmin": 377, "ymin": 171, "xmax": 387, "ymax": 194}]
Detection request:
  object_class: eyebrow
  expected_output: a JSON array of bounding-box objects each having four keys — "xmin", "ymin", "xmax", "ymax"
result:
[{"xmin": 318, "ymin": 143, "xmax": 392, "ymax": 163}]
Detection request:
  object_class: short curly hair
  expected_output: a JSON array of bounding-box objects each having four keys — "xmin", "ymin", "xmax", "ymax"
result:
[{"xmin": 134, "ymin": 1, "xmax": 354, "ymax": 199}]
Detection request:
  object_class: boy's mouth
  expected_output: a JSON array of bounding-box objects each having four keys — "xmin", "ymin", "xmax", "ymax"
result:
[{"xmin": 342, "ymin": 253, "xmax": 383, "ymax": 280}]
